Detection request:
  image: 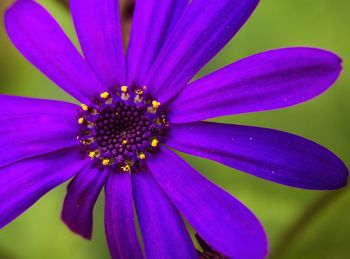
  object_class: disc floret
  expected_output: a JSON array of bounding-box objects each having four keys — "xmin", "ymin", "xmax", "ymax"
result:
[{"xmin": 77, "ymin": 86, "xmax": 169, "ymax": 172}]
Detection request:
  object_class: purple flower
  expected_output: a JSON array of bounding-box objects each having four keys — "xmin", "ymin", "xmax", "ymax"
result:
[{"xmin": 1, "ymin": 0, "xmax": 348, "ymax": 258}]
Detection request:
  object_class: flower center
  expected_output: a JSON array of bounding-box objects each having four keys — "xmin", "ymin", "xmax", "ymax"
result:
[{"xmin": 77, "ymin": 86, "xmax": 169, "ymax": 172}]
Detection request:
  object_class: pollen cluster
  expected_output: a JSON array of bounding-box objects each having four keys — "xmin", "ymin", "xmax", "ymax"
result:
[{"xmin": 77, "ymin": 86, "xmax": 169, "ymax": 172}]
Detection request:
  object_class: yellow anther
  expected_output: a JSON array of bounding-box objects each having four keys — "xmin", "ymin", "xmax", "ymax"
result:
[
  {"xmin": 102, "ymin": 159, "xmax": 110, "ymax": 166},
  {"xmin": 151, "ymin": 139, "xmax": 159, "ymax": 147},
  {"xmin": 78, "ymin": 117, "xmax": 84, "ymax": 124},
  {"xmin": 136, "ymin": 89, "xmax": 143, "ymax": 95},
  {"xmin": 81, "ymin": 104, "xmax": 89, "ymax": 111},
  {"xmin": 121, "ymin": 85, "xmax": 128, "ymax": 92},
  {"xmin": 152, "ymin": 100, "xmax": 161, "ymax": 109},
  {"xmin": 89, "ymin": 151, "xmax": 96, "ymax": 159},
  {"xmin": 100, "ymin": 91, "xmax": 110, "ymax": 99},
  {"xmin": 139, "ymin": 152, "xmax": 146, "ymax": 160},
  {"xmin": 122, "ymin": 164, "xmax": 131, "ymax": 172},
  {"xmin": 122, "ymin": 140, "xmax": 128, "ymax": 145}
]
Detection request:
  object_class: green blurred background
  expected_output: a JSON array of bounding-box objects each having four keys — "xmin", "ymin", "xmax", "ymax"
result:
[{"xmin": 0, "ymin": 0, "xmax": 349, "ymax": 258}]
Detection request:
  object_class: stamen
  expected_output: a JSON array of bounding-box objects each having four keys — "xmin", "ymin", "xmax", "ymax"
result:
[
  {"xmin": 134, "ymin": 94, "xmax": 142, "ymax": 103},
  {"xmin": 139, "ymin": 152, "xmax": 146, "ymax": 160},
  {"xmin": 87, "ymin": 121, "xmax": 95, "ymax": 128},
  {"xmin": 78, "ymin": 117, "xmax": 84, "ymax": 124},
  {"xmin": 121, "ymin": 92, "xmax": 130, "ymax": 101},
  {"xmin": 80, "ymin": 137, "xmax": 95, "ymax": 145},
  {"xmin": 90, "ymin": 108, "xmax": 98, "ymax": 115},
  {"xmin": 121, "ymin": 85, "xmax": 128, "ymax": 92},
  {"xmin": 89, "ymin": 151, "xmax": 96, "ymax": 159},
  {"xmin": 152, "ymin": 100, "xmax": 161, "ymax": 109},
  {"xmin": 105, "ymin": 97, "xmax": 113, "ymax": 105},
  {"xmin": 100, "ymin": 91, "xmax": 110, "ymax": 99},
  {"xmin": 121, "ymin": 164, "xmax": 131, "ymax": 172},
  {"xmin": 102, "ymin": 159, "xmax": 111, "ymax": 166},
  {"xmin": 81, "ymin": 104, "xmax": 89, "ymax": 111},
  {"xmin": 151, "ymin": 139, "xmax": 159, "ymax": 147}
]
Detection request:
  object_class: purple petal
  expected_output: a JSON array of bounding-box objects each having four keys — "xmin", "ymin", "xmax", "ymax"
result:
[
  {"xmin": 5, "ymin": 0, "xmax": 103, "ymax": 103},
  {"xmin": 169, "ymin": 48, "xmax": 342, "ymax": 123},
  {"xmin": 132, "ymin": 170, "xmax": 197, "ymax": 259},
  {"xmin": 0, "ymin": 95, "xmax": 79, "ymax": 167},
  {"xmin": 146, "ymin": 0, "xmax": 259, "ymax": 103},
  {"xmin": 62, "ymin": 165, "xmax": 108, "ymax": 240},
  {"xmin": 0, "ymin": 147, "xmax": 86, "ymax": 229},
  {"xmin": 148, "ymin": 147, "xmax": 268, "ymax": 259},
  {"xmin": 126, "ymin": 0, "xmax": 188, "ymax": 85},
  {"xmin": 167, "ymin": 122, "xmax": 349, "ymax": 190},
  {"xmin": 105, "ymin": 172, "xmax": 143, "ymax": 259},
  {"xmin": 71, "ymin": 0, "xmax": 126, "ymax": 87},
  {"xmin": 0, "ymin": 94, "xmax": 76, "ymax": 117}
]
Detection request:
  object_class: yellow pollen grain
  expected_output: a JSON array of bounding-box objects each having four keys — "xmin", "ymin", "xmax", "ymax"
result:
[
  {"xmin": 81, "ymin": 104, "xmax": 89, "ymax": 111},
  {"xmin": 139, "ymin": 152, "xmax": 146, "ymax": 160},
  {"xmin": 89, "ymin": 151, "xmax": 96, "ymax": 159},
  {"xmin": 122, "ymin": 140, "xmax": 128, "ymax": 145},
  {"xmin": 152, "ymin": 100, "xmax": 161, "ymax": 109},
  {"xmin": 121, "ymin": 85, "xmax": 128, "ymax": 92},
  {"xmin": 100, "ymin": 91, "xmax": 110, "ymax": 99},
  {"xmin": 78, "ymin": 117, "xmax": 84, "ymax": 124},
  {"xmin": 122, "ymin": 164, "xmax": 131, "ymax": 172},
  {"xmin": 102, "ymin": 159, "xmax": 110, "ymax": 166},
  {"xmin": 151, "ymin": 139, "xmax": 159, "ymax": 147},
  {"xmin": 136, "ymin": 89, "xmax": 143, "ymax": 95}
]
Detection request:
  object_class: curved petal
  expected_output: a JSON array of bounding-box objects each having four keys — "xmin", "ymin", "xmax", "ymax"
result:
[
  {"xmin": 148, "ymin": 147, "xmax": 268, "ymax": 259},
  {"xmin": 126, "ymin": 0, "xmax": 188, "ymax": 85},
  {"xmin": 105, "ymin": 172, "xmax": 143, "ymax": 259},
  {"xmin": 0, "ymin": 147, "xmax": 86, "ymax": 229},
  {"xmin": 169, "ymin": 48, "xmax": 342, "ymax": 123},
  {"xmin": 146, "ymin": 0, "xmax": 259, "ymax": 103},
  {"xmin": 167, "ymin": 122, "xmax": 349, "ymax": 190},
  {"xmin": 0, "ymin": 95, "xmax": 79, "ymax": 167},
  {"xmin": 62, "ymin": 165, "xmax": 108, "ymax": 240},
  {"xmin": 5, "ymin": 0, "xmax": 103, "ymax": 103},
  {"xmin": 132, "ymin": 170, "xmax": 197, "ymax": 259},
  {"xmin": 71, "ymin": 0, "xmax": 126, "ymax": 87}
]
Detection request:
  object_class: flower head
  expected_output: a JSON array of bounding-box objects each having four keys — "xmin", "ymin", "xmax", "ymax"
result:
[
  {"xmin": 77, "ymin": 87, "xmax": 169, "ymax": 172},
  {"xmin": 1, "ymin": 0, "xmax": 348, "ymax": 258}
]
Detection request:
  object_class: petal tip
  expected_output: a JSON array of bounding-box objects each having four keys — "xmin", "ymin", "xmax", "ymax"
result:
[
  {"xmin": 329, "ymin": 157, "xmax": 349, "ymax": 190},
  {"xmin": 61, "ymin": 212, "xmax": 93, "ymax": 240},
  {"xmin": 336, "ymin": 165, "xmax": 349, "ymax": 189}
]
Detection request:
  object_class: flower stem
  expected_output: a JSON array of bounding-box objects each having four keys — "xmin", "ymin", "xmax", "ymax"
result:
[{"xmin": 269, "ymin": 188, "xmax": 348, "ymax": 259}]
